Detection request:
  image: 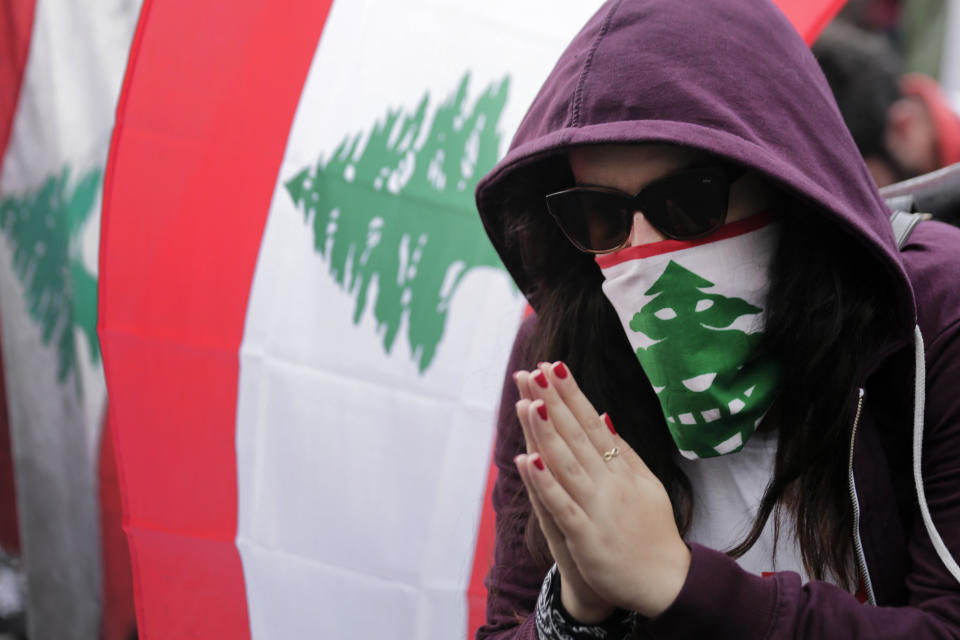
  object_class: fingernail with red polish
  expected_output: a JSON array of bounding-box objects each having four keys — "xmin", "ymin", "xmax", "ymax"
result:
[
  {"xmin": 533, "ymin": 456, "xmax": 545, "ymax": 471},
  {"xmin": 553, "ymin": 362, "xmax": 568, "ymax": 379},
  {"xmin": 604, "ymin": 413, "xmax": 617, "ymax": 435},
  {"xmin": 533, "ymin": 371, "xmax": 548, "ymax": 388},
  {"xmin": 537, "ymin": 402, "xmax": 548, "ymax": 421}
]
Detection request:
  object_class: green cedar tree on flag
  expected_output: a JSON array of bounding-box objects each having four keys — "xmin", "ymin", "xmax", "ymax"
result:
[
  {"xmin": 97, "ymin": 0, "xmax": 847, "ymax": 638},
  {"xmin": 0, "ymin": 166, "xmax": 102, "ymax": 383},
  {"xmin": 285, "ymin": 72, "xmax": 509, "ymax": 371}
]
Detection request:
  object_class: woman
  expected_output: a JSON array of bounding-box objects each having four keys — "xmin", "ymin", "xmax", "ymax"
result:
[{"xmin": 473, "ymin": 0, "xmax": 960, "ymax": 638}]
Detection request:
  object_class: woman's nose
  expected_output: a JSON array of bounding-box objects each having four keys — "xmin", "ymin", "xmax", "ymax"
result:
[{"xmin": 627, "ymin": 210, "xmax": 668, "ymax": 247}]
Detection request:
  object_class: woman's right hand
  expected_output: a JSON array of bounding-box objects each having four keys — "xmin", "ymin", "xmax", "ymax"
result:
[{"xmin": 514, "ymin": 366, "xmax": 615, "ymax": 623}]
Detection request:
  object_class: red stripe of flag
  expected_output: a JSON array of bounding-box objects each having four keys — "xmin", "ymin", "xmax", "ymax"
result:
[
  {"xmin": 0, "ymin": 320, "xmax": 16, "ymax": 555},
  {"xmin": 0, "ymin": 0, "xmax": 36, "ymax": 558},
  {"xmin": 468, "ymin": 460, "xmax": 499, "ymax": 638},
  {"xmin": 99, "ymin": 413, "xmax": 137, "ymax": 640},
  {"xmin": 100, "ymin": 1, "xmax": 333, "ymax": 637},
  {"xmin": 0, "ymin": 0, "xmax": 36, "ymax": 178},
  {"xmin": 773, "ymin": 0, "xmax": 847, "ymax": 44}
]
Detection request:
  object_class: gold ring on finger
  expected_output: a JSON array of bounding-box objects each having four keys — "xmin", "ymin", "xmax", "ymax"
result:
[{"xmin": 602, "ymin": 446, "xmax": 620, "ymax": 462}]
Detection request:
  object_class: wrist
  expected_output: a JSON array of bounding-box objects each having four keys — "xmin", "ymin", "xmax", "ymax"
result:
[
  {"xmin": 536, "ymin": 565, "xmax": 638, "ymax": 639},
  {"xmin": 639, "ymin": 542, "xmax": 692, "ymax": 618},
  {"xmin": 560, "ymin": 582, "xmax": 616, "ymax": 623}
]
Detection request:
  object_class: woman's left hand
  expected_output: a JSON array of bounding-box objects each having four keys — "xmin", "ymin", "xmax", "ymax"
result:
[{"xmin": 514, "ymin": 361, "xmax": 691, "ymax": 619}]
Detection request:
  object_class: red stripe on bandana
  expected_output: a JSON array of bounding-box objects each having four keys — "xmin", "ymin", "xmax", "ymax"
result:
[
  {"xmin": 100, "ymin": 0, "xmax": 333, "ymax": 637},
  {"xmin": 595, "ymin": 211, "xmax": 775, "ymax": 268}
]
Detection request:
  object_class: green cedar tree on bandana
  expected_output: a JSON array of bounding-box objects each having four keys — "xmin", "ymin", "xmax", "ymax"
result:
[{"xmin": 596, "ymin": 214, "xmax": 782, "ymax": 459}]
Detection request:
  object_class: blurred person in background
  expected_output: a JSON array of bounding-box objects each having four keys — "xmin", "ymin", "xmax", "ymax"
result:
[
  {"xmin": 838, "ymin": 0, "xmax": 902, "ymax": 34},
  {"xmin": 813, "ymin": 19, "xmax": 960, "ymax": 186}
]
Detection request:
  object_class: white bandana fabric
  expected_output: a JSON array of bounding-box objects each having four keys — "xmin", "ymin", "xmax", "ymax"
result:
[{"xmin": 596, "ymin": 215, "xmax": 782, "ymax": 458}]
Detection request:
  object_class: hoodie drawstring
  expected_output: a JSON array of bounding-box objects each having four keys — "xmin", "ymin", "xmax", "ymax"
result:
[
  {"xmin": 848, "ymin": 387, "xmax": 877, "ymax": 605},
  {"xmin": 912, "ymin": 324, "xmax": 960, "ymax": 583},
  {"xmin": 851, "ymin": 325, "xmax": 960, "ymax": 605}
]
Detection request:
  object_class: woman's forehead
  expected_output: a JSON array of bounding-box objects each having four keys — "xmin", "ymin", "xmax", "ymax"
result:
[{"xmin": 568, "ymin": 144, "xmax": 707, "ymax": 191}]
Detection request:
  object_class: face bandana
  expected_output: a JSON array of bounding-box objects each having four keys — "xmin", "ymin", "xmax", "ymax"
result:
[{"xmin": 596, "ymin": 214, "xmax": 782, "ymax": 459}]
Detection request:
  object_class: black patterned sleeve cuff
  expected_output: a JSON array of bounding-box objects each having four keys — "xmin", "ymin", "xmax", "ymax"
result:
[{"xmin": 534, "ymin": 564, "xmax": 638, "ymax": 639}]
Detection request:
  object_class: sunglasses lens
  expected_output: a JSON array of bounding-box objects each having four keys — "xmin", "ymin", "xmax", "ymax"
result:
[
  {"xmin": 546, "ymin": 167, "xmax": 734, "ymax": 252},
  {"xmin": 641, "ymin": 169, "xmax": 726, "ymax": 238},
  {"xmin": 547, "ymin": 190, "xmax": 632, "ymax": 252}
]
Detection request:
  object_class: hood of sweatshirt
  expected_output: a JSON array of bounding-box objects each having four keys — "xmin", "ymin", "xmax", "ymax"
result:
[{"xmin": 475, "ymin": 0, "xmax": 916, "ymax": 333}]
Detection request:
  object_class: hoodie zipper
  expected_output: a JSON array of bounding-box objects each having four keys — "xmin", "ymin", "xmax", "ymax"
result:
[{"xmin": 847, "ymin": 387, "xmax": 877, "ymax": 605}]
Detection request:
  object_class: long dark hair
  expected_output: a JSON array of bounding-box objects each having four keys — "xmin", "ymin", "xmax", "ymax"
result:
[{"xmin": 497, "ymin": 152, "xmax": 896, "ymax": 589}]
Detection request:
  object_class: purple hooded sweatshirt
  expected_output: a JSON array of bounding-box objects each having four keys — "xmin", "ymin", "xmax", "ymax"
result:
[{"xmin": 473, "ymin": 0, "xmax": 960, "ymax": 638}]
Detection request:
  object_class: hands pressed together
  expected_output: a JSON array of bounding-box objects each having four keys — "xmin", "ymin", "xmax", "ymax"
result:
[{"xmin": 513, "ymin": 362, "xmax": 691, "ymax": 622}]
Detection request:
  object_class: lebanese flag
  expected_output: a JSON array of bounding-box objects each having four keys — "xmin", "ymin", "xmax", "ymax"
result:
[
  {"xmin": 98, "ymin": 1, "xmax": 846, "ymax": 638},
  {"xmin": 0, "ymin": 0, "xmax": 33, "ymax": 560},
  {"xmin": 0, "ymin": 1, "xmax": 140, "ymax": 638}
]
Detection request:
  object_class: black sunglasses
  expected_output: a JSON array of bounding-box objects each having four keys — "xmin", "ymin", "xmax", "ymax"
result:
[{"xmin": 545, "ymin": 164, "xmax": 746, "ymax": 254}]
